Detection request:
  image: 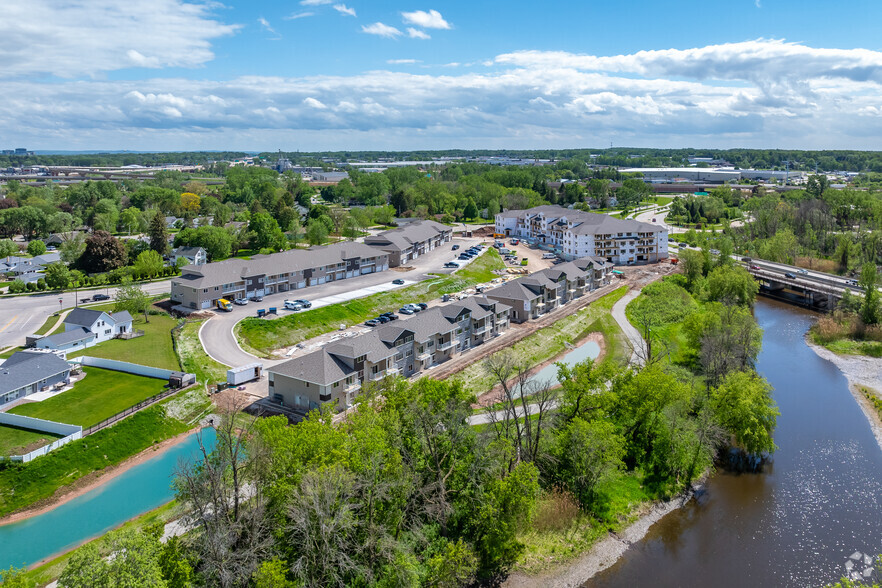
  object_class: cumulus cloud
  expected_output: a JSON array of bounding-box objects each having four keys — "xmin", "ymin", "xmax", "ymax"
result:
[
  {"xmin": 362, "ymin": 22, "xmax": 403, "ymax": 38},
  {"xmin": 401, "ymin": 9, "xmax": 451, "ymax": 29},
  {"xmin": 0, "ymin": 0, "xmax": 238, "ymax": 78},
  {"xmin": 387, "ymin": 59, "xmax": 421, "ymax": 64},
  {"xmin": 407, "ymin": 28, "xmax": 431, "ymax": 40},
  {"xmin": 3, "ymin": 39, "xmax": 882, "ymax": 150},
  {"xmin": 333, "ymin": 4, "xmax": 356, "ymax": 17}
]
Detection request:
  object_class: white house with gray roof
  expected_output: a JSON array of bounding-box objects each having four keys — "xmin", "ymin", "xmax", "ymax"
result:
[
  {"xmin": 495, "ymin": 205, "xmax": 668, "ymax": 264},
  {"xmin": 35, "ymin": 308, "xmax": 133, "ymax": 352},
  {"xmin": 170, "ymin": 241, "xmax": 390, "ymax": 311},
  {"xmin": 364, "ymin": 220, "xmax": 453, "ymax": 267},
  {"xmin": 0, "ymin": 350, "xmax": 71, "ymax": 406},
  {"xmin": 267, "ymin": 296, "xmax": 510, "ymax": 411}
]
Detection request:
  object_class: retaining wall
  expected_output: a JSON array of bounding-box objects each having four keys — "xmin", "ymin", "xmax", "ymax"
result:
[
  {"xmin": 70, "ymin": 356, "xmax": 173, "ymax": 380},
  {"xmin": 0, "ymin": 413, "xmax": 82, "ymax": 463}
]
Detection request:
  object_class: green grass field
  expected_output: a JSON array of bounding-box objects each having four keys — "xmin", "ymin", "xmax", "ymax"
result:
[
  {"xmin": 34, "ymin": 313, "xmax": 62, "ymax": 336},
  {"xmin": 0, "ymin": 425, "xmax": 63, "ymax": 456},
  {"xmin": 818, "ymin": 338, "xmax": 882, "ymax": 358},
  {"xmin": 236, "ymin": 249, "xmax": 507, "ymax": 356},
  {"xmin": 453, "ymin": 286, "xmax": 628, "ymax": 395},
  {"xmin": 67, "ymin": 312, "xmax": 181, "ymax": 370},
  {"xmin": 9, "ymin": 367, "xmax": 167, "ymax": 428},
  {"xmin": 174, "ymin": 320, "xmax": 229, "ymax": 384}
]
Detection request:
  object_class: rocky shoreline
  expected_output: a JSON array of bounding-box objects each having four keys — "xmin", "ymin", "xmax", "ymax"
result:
[{"xmin": 805, "ymin": 337, "xmax": 882, "ymax": 452}]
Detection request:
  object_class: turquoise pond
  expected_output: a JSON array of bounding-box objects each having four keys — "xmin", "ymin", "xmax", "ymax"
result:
[{"xmin": 0, "ymin": 427, "xmax": 216, "ymax": 570}]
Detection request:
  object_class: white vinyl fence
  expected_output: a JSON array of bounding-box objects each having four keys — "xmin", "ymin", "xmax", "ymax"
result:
[
  {"xmin": 0, "ymin": 413, "xmax": 82, "ymax": 463},
  {"xmin": 69, "ymin": 356, "xmax": 174, "ymax": 380}
]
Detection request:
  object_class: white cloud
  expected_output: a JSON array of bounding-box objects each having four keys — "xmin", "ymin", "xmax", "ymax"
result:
[
  {"xmin": 333, "ymin": 4, "xmax": 356, "ymax": 17},
  {"xmin": 0, "ymin": 0, "xmax": 238, "ymax": 79},
  {"xmin": 401, "ymin": 9, "xmax": 451, "ymax": 29},
  {"xmin": 257, "ymin": 17, "xmax": 281, "ymax": 39},
  {"xmin": 407, "ymin": 28, "xmax": 431, "ymax": 40},
  {"xmin": 285, "ymin": 11, "xmax": 315, "ymax": 20},
  {"xmin": 362, "ymin": 22, "xmax": 403, "ymax": 38},
  {"xmin": 387, "ymin": 59, "xmax": 421, "ymax": 64},
  {"xmin": 300, "ymin": 0, "xmax": 333, "ymax": 5},
  {"xmin": 4, "ymin": 39, "xmax": 882, "ymax": 150}
]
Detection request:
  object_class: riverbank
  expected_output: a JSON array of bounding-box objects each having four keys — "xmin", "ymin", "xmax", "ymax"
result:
[
  {"xmin": 0, "ymin": 426, "xmax": 201, "ymax": 526},
  {"xmin": 805, "ymin": 337, "xmax": 882, "ymax": 451},
  {"xmin": 504, "ymin": 482, "xmax": 702, "ymax": 588}
]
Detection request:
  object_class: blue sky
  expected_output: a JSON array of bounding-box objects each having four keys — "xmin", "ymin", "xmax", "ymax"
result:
[{"xmin": 3, "ymin": 0, "xmax": 882, "ymax": 151}]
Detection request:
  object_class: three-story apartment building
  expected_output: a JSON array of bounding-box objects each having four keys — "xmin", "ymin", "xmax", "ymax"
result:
[{"xmin": 495, "ymin": 205, "xmax": 668, "ymax": 264}]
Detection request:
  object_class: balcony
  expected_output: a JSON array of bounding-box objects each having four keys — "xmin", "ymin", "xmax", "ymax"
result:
[
  {"xmin": 474, "ymin": 324, "xmax": 490, "ymax": 335},
  {"xmin": 387, "ymin": 367, "xmax": 400, "ymax": 376},
  {"xmin": 345, "ymin": 381, "xmax": 361, "ymax": 394},
  {"xmin": 418, "ymin": 352, "xmax": 432, "ymax": 361},
  {"xmin": 438, "ymin": 340, "xmax": 456, "ymax": 351}
]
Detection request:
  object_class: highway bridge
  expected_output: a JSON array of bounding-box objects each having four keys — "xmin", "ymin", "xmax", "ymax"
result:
[{"xmin": 744, "ymin": 258, "xmax": 865, "ymax": 309}]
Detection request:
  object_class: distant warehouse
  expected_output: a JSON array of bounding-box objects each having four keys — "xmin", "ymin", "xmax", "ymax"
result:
[
  {"xmin": 496, "ymin": 205, "xmax": 668, "ymax": 265},
  {"xmin": 619, "ymin": 167, "xmax": 806, "ymax": 184},
  {"xmin": 170, "ymin": 242, "xmax": 389, "ymax": 311}
]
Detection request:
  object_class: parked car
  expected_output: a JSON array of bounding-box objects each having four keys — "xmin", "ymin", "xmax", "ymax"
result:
[
  {"xmin": 234, "ymin": 298, "xmax": 248, "ymax": 306},
  {"xmin": 92, "ymin": 293, "xmax": 110, "ymax": 301},
  {"xmin": 365, "ymin": 319, "xmax": 380, "ymax": 327},
  {"xmin": 847, "ymin": 279, "xmax": 859, "ymax": 286},
  {"xmin": 253, "ymin": 295, "xmax": 263, "ymax": 302},
  {"xmin": 284, "ymin": 300, "xmax": 303, "ymax": 311},
  {"xmin": 377, "ymin": 315, "xmax": 390, "ymax": 323},
  {"xmin": 399, "ymin": 307, "xmax": 414, "ymax": 315},
  {"xmin": 292, "ymin": 299, "xmax": 311, "ymax": 308},
  {"xmin": 444, "ymin": 262, "xmax": 459, "ymax": 268},
  {"xmin": 385, "ymin": 313, "xmax": 399, "ymax": 321},
  {"xmin": 416, "ymin": 302, "xmax": 427, "ymax": 310},
  {"xmin": 784, "ymin": 272, "xmax": 796, "ymax": 279},
  {"xmin": 392, "ymin": 279, "xmax": 405, "ymax": 285},
  {"xmin": 452, "ymin": 244, "xmax": 460, "ymax": 250}
]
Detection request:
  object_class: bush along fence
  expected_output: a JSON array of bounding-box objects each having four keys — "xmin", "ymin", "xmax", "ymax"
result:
[{"xmin": 0, "ymin": 413, "xmax": 82, "ymax": 463}]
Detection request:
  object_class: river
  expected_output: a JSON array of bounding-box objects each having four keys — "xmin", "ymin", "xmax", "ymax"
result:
[
  {"xmin": 590, "ymin": 298, "xmax": 882, "ymax": 587},
  {"xmin": 0, "ymin": 427, "xmax": 216, "ymax": 570}
]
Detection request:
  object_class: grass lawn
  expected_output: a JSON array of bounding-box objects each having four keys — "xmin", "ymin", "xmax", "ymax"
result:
[
  {"xmin": 34, "ymin": 313, "xmax": 62, "ymax": 336},
  {"xmin": 0, "ymin": 396, "xmax": 191, "ymax": 518},
  {"xmin": 816, "ymin": 337, "xmax": 882, "ymax": 358},
  {"xmin": 236, "ymin": 249, "xmax": 507, "ymax": 356},
  {"xmin": 9, "ymin": 367, "xmax": 167, "ymax": 428},
  {"xmin": 67, "ymin": 312, "xmax": 181, "ymax": 371},
  {"xmin": 0, "ymin": 346, "xmax": 23, "ymax": 359},
  {"xmin": 0, "ymin": 425, "xmax": 63, "ymax": 456},
  {"xmin": 174, "ymin": 320, "xmax": 229, "ymax": 384},
  {"xmin": 453, "ymin": 286, "xmax": 628, "ymax": 395}
]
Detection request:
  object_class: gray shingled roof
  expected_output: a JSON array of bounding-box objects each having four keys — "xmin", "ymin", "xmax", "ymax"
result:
[
  {"xmin": 38, "ymin": 327, "xmax": 95, "ymax": 348},
  {"xmin": 0, "ymin": 351, "xmax": 71, "ymax": 395},
  {"xmin": 500, "ymin": 205, "xmax": 662, "ymax": 237},
  {"xmin": 325, "ymin": 334, "xmax": 396, "ymax": 364},
  {"xmin": 64, "ymin": 308, "xmax": 108, "ymax": 327},
  {"xmin": 272, "ymin": 349, "xmax": 354, "ymax": 386},
  {"xmin": 364, "ymin": 220, "xmax": 452, "ymax": 252}
]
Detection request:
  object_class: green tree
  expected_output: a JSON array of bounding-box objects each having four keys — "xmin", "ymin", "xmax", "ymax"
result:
[
  {"xmin": 44, "ymin": 262, "xmax": 71, "ymax": 290},
  {"xmin": 120, "ymin": 207, "xmax": 142, "ymax": 235},
  {"xmin": 157, "ymin": 536, "xmax": 194, "ymax": 588},
  {"xmin": 26, "ymin": 239, "xmax": 46, "ymax": 256},
  {"xmin": 114, "ymin": 281, "xmax": 151, "ymax": 323},
  {"xmin": 133, "ymin": 250, "xmax": 165, "ymax": 277},
  {"xmin": 148, "ymin": 212, "xmax": 169, "ymax": 256},
  {"xmin": 59, "ymin": 528, "xmax": 166, "ymax": 588},
  {"xmin": 247, "ymin": 212, "xmax": 286, "ymax": 251},
  {"xmin": 859, "ymin": 262, "xmax": 880, "ymax": 325},
  {"xmin": 712, "ymin": 371, "xmax": 779, "ymax": 456},
  {"xmin": 555, "ymin": 418, "xmax": 625, "ymax": 510},
  {"xmin": 0, "ymin": 238, "xmax": 17, "ymax": 257},
  {"xmin": 0, "ymin": 566, "xmax": 35, "ymax": 588},
  {"xmin": 705, "ymin": 265, "xmax": 759, "ymax": 306},
  {"xmin": 463, "ymin": 198, "xmax": 479, "ymax": 220},
  {"xmin": 59, "ymin": 233, "xmax": 86, "ymax": 265},
  {"xmin": 306, "ymin": 218, "xmax": 329, "ymax": 245},
  {"xmin": 252, "ymin": 558, "xmax": 295, "ymax": 588}
]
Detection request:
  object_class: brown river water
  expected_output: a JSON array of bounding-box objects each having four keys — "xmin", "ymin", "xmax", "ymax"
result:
[{"xmin": 589, "ymin": 298, "xmax": 882, "ymax": 587}]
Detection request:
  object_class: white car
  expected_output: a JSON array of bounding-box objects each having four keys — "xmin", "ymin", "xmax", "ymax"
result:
[
  {"xmin": 284, "ymin": 300, "xmax": 303, "ymax": 311},
  {"xmin": 234, "ymin": 298, "xmax": 248, "ymax": 306}
]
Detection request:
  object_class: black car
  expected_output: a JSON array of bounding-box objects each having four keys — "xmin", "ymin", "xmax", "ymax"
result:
[
  {"xmin": 386, "ymin": 314, "xmax": 399, "ymax": 321},
  {"xmin": 377, "ymin": 315, "xmax": 390, "ymax": 323},
  {"xmin": 92, "ymin": 293, "xmax": 110, "ymax": 301},
  {"xmin": 444, "ymin": 262, "xmax": 459, "ymax": 268},
  {"xmin": 253, "ymin": 295, "xmax": 264, "ymax": 302},
  {"xmin": 416, "ymin": 302, "xmax": 427, "ymax": 310},
  {"xmin": 365, "ymin": 319, "xmax": 380, "ymax": 327},
  {"xmin": 392, "ymin": 279, "xmax": 405, "ymax": 285},
  {"xmin": 784, "ymin": 272, "xmax": 796, "ymax": 279},
  {"xmin": 452, "ymin": 244, "xmax": 460, "ymax": 250}
]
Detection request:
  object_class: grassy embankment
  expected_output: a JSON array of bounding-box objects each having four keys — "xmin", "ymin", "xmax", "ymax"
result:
[
  {"xmin": 173, "ymin": 320, "xmax": 229, "ymax": 385},
  {"xmin": 454, "ymin": 286, "xmax": 629, "ymax": 396},
  {"xmin": 236, "ymin": 248, "xmax": 507, "ymax": 357},
  {"xmin": 810, "ymin": 314, "xmax": 882, "ymax": 358},
  {"xmin": 624, "ymin": 278, "xmax": 700, "ymax": 367}
]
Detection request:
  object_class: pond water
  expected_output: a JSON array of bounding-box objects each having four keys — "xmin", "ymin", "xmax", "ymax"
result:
[
  {"xmin": 589, "ymin": 299, "xmax": 882, "ymax": 587},
  {"xmin": 0, "ymin": 427, "xmax": 216, "ymax": 570}
]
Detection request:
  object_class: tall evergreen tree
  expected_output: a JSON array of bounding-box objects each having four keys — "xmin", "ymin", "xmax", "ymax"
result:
[{"xmin": 149, "ymin": 213, "xmax": 169, "ymax": 256}]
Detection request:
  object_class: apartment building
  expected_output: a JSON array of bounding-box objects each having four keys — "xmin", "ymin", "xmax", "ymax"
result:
[
  {"xmin": 364, "ymin": 220, "xmax": 454, "ymax": 267},
  {"xmin": 170, "ymin": 242, "xmax": 389, "ymax": 310},
  {"xmin": 484, "ymin": 257, "xmax": 612, "ymax": 323},
  {"xmin": 495, "ymin": 205, "xmax": 668, "ymax": 264},
  {"xmin": 267, "ymin": 296, "xmax": 511, "ymax": 410}
]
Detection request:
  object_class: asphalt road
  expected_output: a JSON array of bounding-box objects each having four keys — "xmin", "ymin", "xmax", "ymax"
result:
[
  {"xmin": 199, "ymin": 236, "xmax": 485, "ymax": 368},
  {"xmin": 0, "ymin": 280, "xmax": 172, "ymax": 348}
]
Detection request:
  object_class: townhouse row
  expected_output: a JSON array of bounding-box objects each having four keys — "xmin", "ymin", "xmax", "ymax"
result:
[
  {"xmin": 266, "ymin": 254, "xmax": 614, "ymax": 410},
  {"xmin": 363, "ymin": 220, "xmax": 453, "ymax": 267},
  {"xmin": 495, "ymin": 205, "xmax": 668, "ymax": 264}
]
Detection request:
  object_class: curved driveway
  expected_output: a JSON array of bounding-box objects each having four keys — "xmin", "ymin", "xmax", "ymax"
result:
[{"xmin": 200, "ymin": 237, "xmax": 483, "ymax": 367}]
